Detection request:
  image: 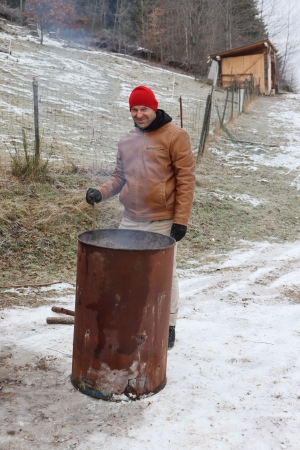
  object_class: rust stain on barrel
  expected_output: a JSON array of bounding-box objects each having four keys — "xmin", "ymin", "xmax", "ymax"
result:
[{"xmin": 71, "ymin": 229, "xmax": 175, "ymax": 400}]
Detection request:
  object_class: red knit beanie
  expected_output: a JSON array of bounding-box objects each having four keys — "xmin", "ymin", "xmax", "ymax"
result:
[{"xmin": 129, "ymin": 86, "xmax": 158, "ymax": 111}]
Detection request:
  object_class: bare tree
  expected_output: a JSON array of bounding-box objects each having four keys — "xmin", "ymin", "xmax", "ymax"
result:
[{"xmin": 260, "ymin": 0, "xmax": 300, "ymax": 88}]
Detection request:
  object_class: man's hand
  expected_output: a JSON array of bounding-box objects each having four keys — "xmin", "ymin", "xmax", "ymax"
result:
[
  {"xmin": 86, "ymin": 188, "xmax": 102, "ymax": 205},
  {"xmin": 170, "ymin": 223, "xmax": 187, "ymax": 242}
]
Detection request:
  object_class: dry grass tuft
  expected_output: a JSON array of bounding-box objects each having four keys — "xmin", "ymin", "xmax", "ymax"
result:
[
  {"xmin": 0, "ymin": 167, "xmax": 121, "ymax": 290},
  {"xmin": 10, "ymin": 130, "xmax": 50, "ymax": 182}
]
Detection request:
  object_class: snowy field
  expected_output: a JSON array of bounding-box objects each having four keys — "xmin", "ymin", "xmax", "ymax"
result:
[{"xmin": 1, "ymin": 22, "xmax": 300, "ymax": 450}]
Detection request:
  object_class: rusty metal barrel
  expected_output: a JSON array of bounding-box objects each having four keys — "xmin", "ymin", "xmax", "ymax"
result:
[{"xmin": 71, "ymin": 229, "xmax": 175, "ymax": 400}]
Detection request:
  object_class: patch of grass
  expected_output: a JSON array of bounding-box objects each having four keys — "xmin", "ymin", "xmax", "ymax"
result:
[
  {"xmin": 177, "ymin": 144, "xmax": 300, "ymax": 268},
  {"xmin": 0, "ymin": 288, "xmax": 75, "ymax": 309},
  {"xmin": 0, "ymin": 167, "xmax": 121, "ymax": 290},
  {"xmin": 1, "ymin": 135, "xmax": 300, "ymax": 302}
]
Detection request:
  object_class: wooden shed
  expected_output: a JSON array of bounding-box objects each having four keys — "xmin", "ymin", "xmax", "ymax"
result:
[{"xmin": 210, "ymin": 40, "xmax": 277, "ymax": 95}]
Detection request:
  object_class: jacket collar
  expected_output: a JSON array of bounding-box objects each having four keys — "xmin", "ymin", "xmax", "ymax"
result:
[{"xmin": 135, "ymin": 109, "xmax": 172, "ymax": 132}]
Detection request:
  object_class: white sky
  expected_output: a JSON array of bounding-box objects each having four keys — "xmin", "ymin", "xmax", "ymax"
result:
[{"xmin": 259, "ymin": 0, "xmax": 300, "ymax": 90}]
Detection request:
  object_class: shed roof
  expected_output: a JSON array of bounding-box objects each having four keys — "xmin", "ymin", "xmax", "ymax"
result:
[{"xmin": 210, "ymin": 40, "xmax": 277, "ymax": 60}]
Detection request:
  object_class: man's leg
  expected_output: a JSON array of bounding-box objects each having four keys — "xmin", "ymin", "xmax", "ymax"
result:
[{"xmin": 119, "ymin": 218, "xmax": 179, "ymax": 328}]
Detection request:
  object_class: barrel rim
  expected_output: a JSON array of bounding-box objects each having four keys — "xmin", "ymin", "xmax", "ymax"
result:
[{"xmin": 77, "ymin": 228, "xmax": 176, "ymax": 251}]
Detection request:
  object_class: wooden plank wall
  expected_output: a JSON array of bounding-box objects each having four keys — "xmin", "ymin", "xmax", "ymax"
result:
[{"xmin": 221, "ymin": 54, "xmax": 265, "ymax": 93}]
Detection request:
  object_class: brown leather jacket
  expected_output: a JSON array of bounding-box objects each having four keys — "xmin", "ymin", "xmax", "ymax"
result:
[{"xmin": 98, "ymin": 122, "xmax": 195, "ymax": 226}]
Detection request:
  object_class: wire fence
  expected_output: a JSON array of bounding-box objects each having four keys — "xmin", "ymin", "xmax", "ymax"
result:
[
  {"xmin": 197, "ymin": 77, "xmax": 260, "ymax": 160},
  {"xmin": 0, "ymin": 76, "xmax": 259, "ymax": 170}
]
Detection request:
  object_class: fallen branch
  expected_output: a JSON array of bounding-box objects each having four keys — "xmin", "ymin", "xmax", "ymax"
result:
[
  {"xmin": 222, "ymin": 135, "xmax": 279, "ymax": 148},
  {"xmin": 0, "ymin": 281, "xmax": 66, "ymax": 289},
  {"xmin": 215, "ymin": 104, "xmax": 279, "ymax": 148},
  {"xmin": 46, "ymin": 348, "xmax": 72, "ymax": 357},
  {"xmin": 51, "ymin": 306, "xmax": 75, "ymax": 317},
  {"xmin": 46, "ymin": 317, "xmax": 74, "ymax": 325},
  {"xmin": 244, "ymin": 339, "xmax": 274, "ymax": 345}
]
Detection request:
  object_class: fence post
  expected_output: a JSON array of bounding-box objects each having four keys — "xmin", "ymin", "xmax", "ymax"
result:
[
  {"xmin": 245, "ymin": 79, "xmax": 249, "ymax": 107},
  {"xmin": 32, "ymin": 79, "xmax": 40, "ymax": 158},
  {"xmin": 230, "ymin": 82, "xmax": 234, "ymax": 120},
  {"xmin": 239, "ymin": 82, "xmax": 245, "ymax": 113},
  {"xmin": 179, "ymin": 95, "xmax": 183, "ymax": 128},
  {"xmin": 20, "ymin": 0, "xmax": 23, "ymax": 26},
  {"xmin": 221, "ymin": 88, "xmax": 229, "ymax": 125},
  {"xmin": 197, "ymin": 90, "xmax": 212, "ymax": 162}
]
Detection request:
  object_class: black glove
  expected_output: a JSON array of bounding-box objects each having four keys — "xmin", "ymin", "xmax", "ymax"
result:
[
  {"xmin": 170, "ymin": 223, "xmax": 187, "ymax": 242},
  {"xmin": 86, "ymin": 188, "xmax": 102, "ymax": 205}
]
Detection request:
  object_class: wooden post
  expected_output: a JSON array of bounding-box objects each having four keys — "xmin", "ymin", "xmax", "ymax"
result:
[
  {"xmin": 240, "ymin": 86, "xmax": 245, "ymax": 113},
  {"xmin": 92, "ymin": 203, "xmax": 96, "ymax": 229},
  {"xmin": 245, "ymin": 79, "xmax": 249, "ymax": 104},
  {"xmin": 205, "ymin": 92, "xmax": 212, "ymax": 138},
  {"xmin": 221, "ymin": 88, "xmax": 229, "ymax": 124},
  {"xmin": 230, "ymin": 82, "xmax": 234, "ymax": 120},
  {"xmin": 32, "ymin": 79, "xmax": 40, "ymax": 159},
  {"xmin": 46, "ymin": 317, "xmax": 74, "ymax": 325},
  {"xmin": 51, "ymin": 306, "xmax": 75, "ymax": 316},
  {"xmin": 197, "ymin": 91, "xmax": 212, "ymax": 162},
  {"xmin": 172, "ymin": 73, "xmax": 175, "ymax": 99},
  {"xmin": 179, "ymin": 95, "xmax": 183, "ymax": 128},
  {"xmin": 20, "ymin": 0, "xmax": 23, "ymax": 26}
]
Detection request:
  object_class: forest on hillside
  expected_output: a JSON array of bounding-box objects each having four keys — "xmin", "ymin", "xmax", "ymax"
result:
[
  {"xmin": 2, "ymin": 0, "xmax": 268, "ymax": 76},
  {"xmin": 72, "ymin": 0, "xmax": 268, "ymax": 76}
]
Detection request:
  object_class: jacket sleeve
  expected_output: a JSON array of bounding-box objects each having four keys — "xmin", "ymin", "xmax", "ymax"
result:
[
  {"xmin": 97, "ymin": 147, "xmax": 126, "ymax": 201},
  {"xmin": 170, "ymin": 128, "xmax": 195, "ymax": 226}
]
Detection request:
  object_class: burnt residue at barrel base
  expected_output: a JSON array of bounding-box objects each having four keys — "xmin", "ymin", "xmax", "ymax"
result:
[{"xmin": 71, "ymin": 229, "xmax": 175, "ymax": 400}]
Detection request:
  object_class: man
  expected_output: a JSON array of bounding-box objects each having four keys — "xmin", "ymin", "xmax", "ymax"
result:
[{"xmin": 86, "ymin": 85, "xmax": 195, "ymax": 348}]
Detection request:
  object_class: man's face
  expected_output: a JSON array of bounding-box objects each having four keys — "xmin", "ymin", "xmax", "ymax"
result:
[{"xmin": 130, "ymin": 105, "xmax": 156, "ymax": 129}]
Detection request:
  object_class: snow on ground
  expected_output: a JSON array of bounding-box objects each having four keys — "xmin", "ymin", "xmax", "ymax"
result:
[
  {"xmin": 1, "ymin": 237, "xmax": 300, "ymax": 450},
  {"xmin": 211, "ymin": 191, "xmax": 263, "ymax": 207},
  {"xmin": 211, "ymin": 94, "xmax": 300, "ymax": 190}
]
